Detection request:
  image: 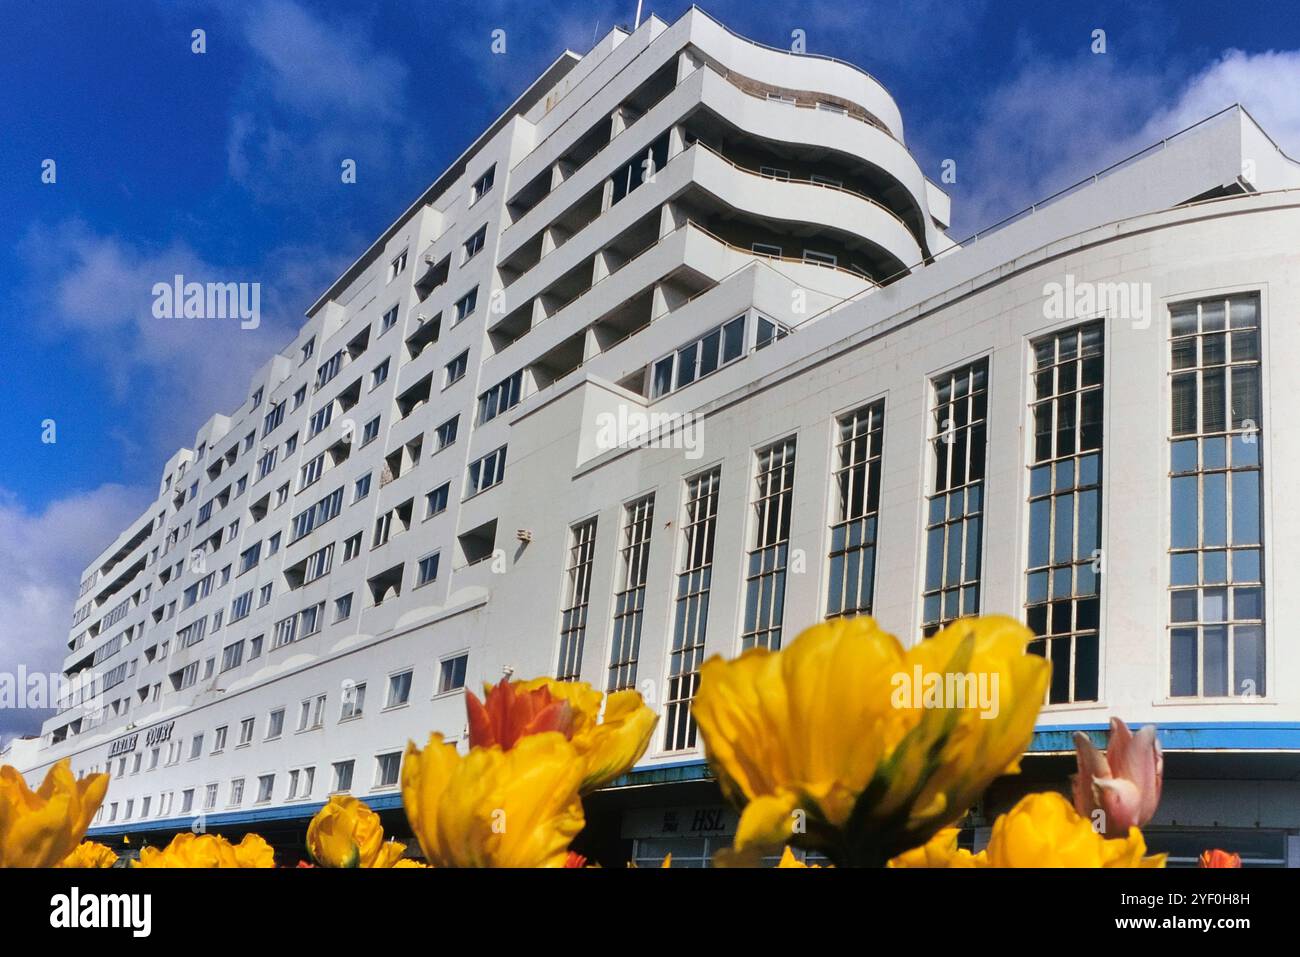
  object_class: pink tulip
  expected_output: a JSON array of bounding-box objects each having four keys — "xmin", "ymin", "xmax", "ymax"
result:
[{"xmin": 1071, "ymin": 717, "xmax": 1163, "ymax": 838}]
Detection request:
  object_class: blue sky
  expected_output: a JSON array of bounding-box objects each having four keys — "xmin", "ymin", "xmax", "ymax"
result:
[{"xmin": 1, "ymin": 0, "xmax": 1298, "ymax": 738}]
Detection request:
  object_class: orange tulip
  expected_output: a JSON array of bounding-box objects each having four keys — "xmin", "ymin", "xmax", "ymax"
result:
[{"xmin": 1198, "ymin": 849, "xmax": 1242, "ymax": 868}]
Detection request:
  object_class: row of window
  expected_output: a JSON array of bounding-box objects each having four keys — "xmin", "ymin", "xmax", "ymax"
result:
[
  {"xmin": 93, "ymin": 654, "xmax": 473, "ymax": 823},
  {"xmin": 555, "ymin": 296, "xmax": 1267, "ymax": 755}
]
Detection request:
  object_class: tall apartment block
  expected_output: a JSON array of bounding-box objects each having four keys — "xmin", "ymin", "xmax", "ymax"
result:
[{"xmin": 15, "ymin": 8, "xmax": 1300, "ymax": 866}]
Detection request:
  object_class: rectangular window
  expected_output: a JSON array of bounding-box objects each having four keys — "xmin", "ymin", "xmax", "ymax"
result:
[
  {"xmin": 334, "ymin": 592, "xmax": 353, "ymax": 621},
  {"xmin": 454, "ymin": 287, "xmax": 478, "ymax": 324},
  {"xmin": 477, "ymin": 370, "xmax": 523, "ymax": 424},
  {"xmin": 256, "ymin": 447, "xmax": 278, "ymax": 480},
  {"xmin": 238, "ymin": 542, "xmax": 261, "ymax": 575},
  {"xmin": 300, "ymin": 452, "xmax": 327, "ymax": 488},
  {"xmin": 304, "ymin": 544, "xmax": 334, "ymax": 584},
  {"xmin": 755, "ymin": 315, "xmax": 791, "ymax": 351},
  {"xmin": 386, "ymin": 670, "xmax": 412, "ymax": 708},
  {"xmin": 371, "ymin": 358, "xmax": 390, "ymax": 390},
  {"xmin": 238, "ymin": 717, "xmax": 255, "ymax": 746},
  {"xmin": 425, "ymin": 483, "xmax": 450, "ymax": 518},
  {"xmin": 340, "ymin": 682, "xmax": 366, "ymax": 720},
  {"xmin": 922, "ymin": 359, "xmax": 988, "ymax": 635},
  {"xmin": 308, "ymin": 403, "xmax": 334, "ymax": 439},
  {"xmin": 332, "ymin": 760, "xmax": 355, "ymax": 793},
  {"xmin": 741, "ymin": 438, "xmax": 796, "ymax": 651},
  {"xmin": 230, "ymin": 590, "xmax": 253, "ymax": 622},
  {"xmin": 361, "ymin": 416, "xmax": 381, "ymax": 446},
  {"xmin": 343, "ymin": 532, "xmax": 363, "ymax": 561},
  {"xmin": 354, "ymin": 472, "xmax": 372, "ymax": 502},
  {"xmin": 381, "ymin": 304, "xmax": 399, "ymax": 333},
  {"xmin": 664, "ymin": 467, "xmax": 721, "ymax": 750},
  {"xmin": 267, "ymin": 708, "xmax": 285, "ymax": 739},
  {"xmin": 388, "ymin": 249, "xmax": 408, "ymax": 281},
  {"xmin": 445, "ymin": 350, "xmax": 469, "ymax": 386},
  {"xmin": 470, "ymin": 165, "xmax": 495, "ymax": 204},
  {"xmin": 263, "ymin": 400, "xmax": 286, "ymax": 437},
  {"xmin": 466, "ymin": 446, "xmax": 506, "ymax": 496},
  {"xmin": 439, "ymin": 654, "xmax": 468, "ymax": 693},
  {"xmin": 608, "ymin": 495, "xmax": 654, "ymax": 691},
  {"xmin": 1168, "ymin": 294, "xmax": 1264, "ymax": 698},
  {"xmin": 651, "ymin": 316, "xmax": 746, "ymax": 398},
  {"xmin": 315, "ymin": 351, "xmax": 344, "ymax": 391},
  {"xmin": 220, "ymin": 640, "xmax": 244, "ymax": 672},
  {"xmin": 435, "ymin": 416, "xmax": 459, "ymax": 450},
  {"xmin": 375, "ymin": 752, "xmax": 402, "ymax": 788},
  {"xmin": 1026, "ymin": 323, "xmax": 1104, "ymax": 703},
  {"xmin": 256, "ymin": 774, "xmax": 275, "ymax": 803},
  {"xmin": 462, "ymin": 224, "xmax": 487, "ymax": 263},
  {"xmin": 416, "ymin": 552, "xmax": 440, "ymax": 587},
  {"xmin": 827, "ymin": 401, "xmax": 884, "ymax": 618},
  {"xmin": 556, "ymin": 519, "xmax": 597, "ymax": 681}
]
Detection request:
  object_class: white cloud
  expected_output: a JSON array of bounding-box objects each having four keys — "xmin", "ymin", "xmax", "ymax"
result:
[
  {"xmin": 1132, "ymin": 48, "xmax": 1300, "ymax": 157},
  {"xmin": 17, "ymin": 219, "xmax": 344, "ymax": 459},
  {"xmin": 947, "ymin": 47, "xmax": 1300, "ymax": 236},
  {"xmin": 0, "ymin": 484, "xmax": 152, "ymax": 744},
  {"xmin": 226, "ymin": 0, "xmax": 418, "ymax": 198}
]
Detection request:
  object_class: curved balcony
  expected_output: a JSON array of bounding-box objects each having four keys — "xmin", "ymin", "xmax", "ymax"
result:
[
  {"xmin": 693, "ymin": 65, "xmax": 941, "ymax": 258},
  {"xmin": 686, "ymin": 8, "xmax": 907, "ymax": 141},
  {"xmin": 686, "ymin": 141, "xmax": 922, "ymax": 279}
]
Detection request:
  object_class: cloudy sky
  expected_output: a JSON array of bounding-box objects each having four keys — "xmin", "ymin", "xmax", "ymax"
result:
[{"xmin": 1, "ymin": 0, "xmax": 1298, "ymax": 742}]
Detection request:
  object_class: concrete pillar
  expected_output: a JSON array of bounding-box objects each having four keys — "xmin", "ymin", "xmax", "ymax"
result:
[{"xmin": 676, "ymin": 47, "xmax": 703, "ymax": 84}]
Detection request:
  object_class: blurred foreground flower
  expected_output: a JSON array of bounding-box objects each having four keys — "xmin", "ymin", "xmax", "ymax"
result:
[
  {"xmin": 694, "ymin": 615, "xmax": 1050, "ymax": 866},
  {"xmin": 776, "ymin": 847, "xmax": 823, "ymax": 868},
  {"xmin": 1072, "ymin": 717, "xmax": 1163, "ymax": 837},
  {"xmin": 887, "ymin": 828, "xmax": 980, "ymax": 868},
  {"xmin": 134, "ymin": 832, "xmax": 275, "ymax": 868},
  {"xmin": 307, "ymin": 795, "xmax": 408, "ymax": 868},
  {"xmin": 60, "ymin": 840, "xmax": 118, "ymax": 868},
  {"xmin": 889, "ymin": 793, "xmax": 1165, "ymax": 867},
  {"xmin": 468, "ymin": 677, "xmax": 657, "ymax": 792},
  {"xmin": 1199, "ymin": 849, "xmax": 1242, "ymax": 868},
  {"xmin": 0, "ymin": 760, "xmax": 108, "ymax": 868},
  {"xmin": 402, "ymin": 732, "xmax": 585, "ymax": 867}
]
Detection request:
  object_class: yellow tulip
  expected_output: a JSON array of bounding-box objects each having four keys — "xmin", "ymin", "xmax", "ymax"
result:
[
  {"xmin": 693, "ymin": 615, "xmax": 1050, "ymax": 866},
  {"xmin": 887, "ymin": 828, "xmax": 981, "ymax": 868},
  {"xmin": 982, "ymin": 792, "xmax": 1164, "ymax": 867},
  {"xmin": 776, "ymin": 846, "xmax": 826, "ymax": 868},
  {"xmin": 59, "ymin": 840, "xmax": 118, "ymax": 868},
  {"xmin": 306, "ymin": 795, "xmax": 407, "ymax": 867},
  {"xmin": 889, "ymin": 793, "xmax": 1165, "ymax": 867},
  {"xmin": 471, "ymin": 677, "xmax": 657, "ymax": 792},
  {"xmin": 401, "ymin": 731, "xmax": 585, "ymax": 867},
  {"xmin": 0, "ymin": 760, "xmax": 109, "ymax": 868},
  {"xmin": 134, "ymin": 832, "xmax": 276, "ymax": 868}
]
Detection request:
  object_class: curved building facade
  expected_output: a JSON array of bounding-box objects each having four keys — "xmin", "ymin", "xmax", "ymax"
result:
[{"xmin": 14, "ymin": 8, "xmax": 1300, "ymax": 866}]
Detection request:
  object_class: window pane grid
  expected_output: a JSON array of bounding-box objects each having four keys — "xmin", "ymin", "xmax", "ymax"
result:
[
  {"xmin": 664, "ymin": 468, "xmax": 721, "ymax": 751},
  {"xmin": 1168, "ymin": 295, "xmax": 1265, "ymax": 699},
  {"xmin": 742, "ymin": 438, "xmax": 796, "ymax": 651},
  {"xmin": 556, "ymin": 519, "xmax": 597, "ymax": 682},
  {"xmin": 827, "ymin": 401, "xmax": 884, "ymax": 619},
  {"xmin": 922, "ymin": 360, "xmax": 988, "ymax": 635},
  {"xmin": 1025, "ymin": 322, "xmax": 1103, "ymax": 703},
  {"xmin": 608, "ymin": 495, "xmax": 655, "ymax": 692}
]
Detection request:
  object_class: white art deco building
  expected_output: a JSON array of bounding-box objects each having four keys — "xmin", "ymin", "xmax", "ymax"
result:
[{"xmin": 16, "ymin": 7, "xmax": 1300, "ymax": 866}]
